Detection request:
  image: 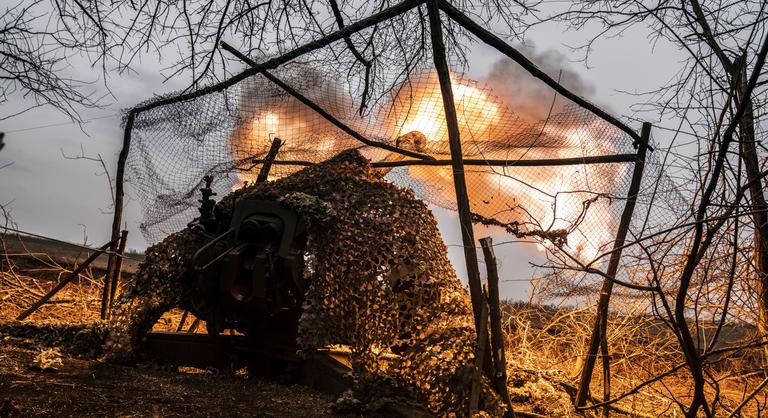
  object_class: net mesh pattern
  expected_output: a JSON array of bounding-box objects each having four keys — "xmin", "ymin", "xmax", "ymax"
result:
[
  {"xmin": 117, "ymin": 16, "xmax": 692, "ymax": 413},
  {"xmin": 126, "ymin": 61, "xmax": 682, "ymax": 262},
  {"xmin": 120, "ymin": 3, "xmax": 689, "ymax": 299}
]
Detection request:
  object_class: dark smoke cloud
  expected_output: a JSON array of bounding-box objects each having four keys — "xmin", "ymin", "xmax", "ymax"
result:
[{"xmin": 481, "ymin": 46, "xmax": 596, "ymax": 123}]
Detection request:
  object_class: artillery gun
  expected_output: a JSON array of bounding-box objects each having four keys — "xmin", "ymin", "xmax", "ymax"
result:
[
  {"xmin": 120, "ymin": 153, "xmax": 479, "ymax": 415},
  {"xmin": 144, "ymin": 175, "xmax": 313, "ymax": 365},
  {"xmin": 187, "ymin": 178, "xmax": 309, "ymax": 350}
]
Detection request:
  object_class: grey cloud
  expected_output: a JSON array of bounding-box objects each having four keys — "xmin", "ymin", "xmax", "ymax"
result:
[{"xmin": 482, "ymin": 46, "xmax": 596, "ymax": 122}]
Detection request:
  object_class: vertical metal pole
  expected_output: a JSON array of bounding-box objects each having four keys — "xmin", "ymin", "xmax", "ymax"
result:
[
  {"xmin": 426, "ymin": 0, "xmax": 484, "ymax": 332},
  {"xmin": 575, "ymin": 122, "xmax": 651, "ymax": 407}
]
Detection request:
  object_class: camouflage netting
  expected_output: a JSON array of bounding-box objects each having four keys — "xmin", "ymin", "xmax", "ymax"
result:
[
  {"xmin": 0, "ymin": 321, "xmax": 109, "ymax": 358},
  {"xmin": 126, "ymin": 60, "xmax": 686, "ymax": 297},
  {"xmin": 114, "ymin": 10, "xmax": 692, "ymax": 413},
  {"xmin": 107, "ymin": 150, "xmax": 502, "ymax": 415},
  {"xmin": 120, "ymin": 2, "xmax": 691, "ymax": 303},
  {"xmin": 129, "ymin": 67, "xmax": 641, "ymax": 260}
]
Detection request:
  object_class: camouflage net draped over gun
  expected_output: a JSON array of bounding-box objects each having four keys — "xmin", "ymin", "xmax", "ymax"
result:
[{"xmin": 107, "ymin": 150, "xmax": 500, "ymax": 415}]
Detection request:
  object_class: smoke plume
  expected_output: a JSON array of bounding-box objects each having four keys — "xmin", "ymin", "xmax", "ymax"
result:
[{"xmin": 482, "ymin": 46, "xmax": 596, "ymax": 122}]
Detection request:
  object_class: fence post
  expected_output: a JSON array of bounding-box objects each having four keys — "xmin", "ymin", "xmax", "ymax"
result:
[
  {"xmin": 100, "ymin": 249, "xmax": 116, "ymax": 320},
  {"xmin": 107, "ymin": 229, "xmax": 129, "ymax": 318},
  {"xmin": 470, "ymin": 295, "xmax": 489, "ymax": 415},
  {"xmin": 575, "ymin": 122, "xmax": 651, "ymax": 408},
  {"xmin": 104, "ymin": 112, "xmax": 135, "ymax": 320},
  {"xmin": 425, "ymin": 0, "xmax": 484, "ymax": 340},
  {"xmin": 480, "ymin": 237, "xmax": 516, "ymax": 417}
]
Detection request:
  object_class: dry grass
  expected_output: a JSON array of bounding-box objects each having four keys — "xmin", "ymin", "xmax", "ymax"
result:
[
  {"xmin": 0, "ymin": 232, "xmax": 192, "ymax": 332},
  {"xmin": 501, "ymin": 302, "xmax": 768, "ymax": 417},
  {"xmin": 2, "ymin": 233, "xmax": 767, "ymax": 416},
  {"xmin": 0, "ymin": 250, "xmax": 106, "ymax": 323}
]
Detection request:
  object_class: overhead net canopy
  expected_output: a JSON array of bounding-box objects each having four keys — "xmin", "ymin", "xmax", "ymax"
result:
[{"xmin": 125, "ymin": 5, "xmax": 684, "ymax": 275}]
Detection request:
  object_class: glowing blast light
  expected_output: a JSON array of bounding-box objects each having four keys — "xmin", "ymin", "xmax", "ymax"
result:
[{"xmin": 395, "ymin": 76, "xmax": 500, "ymax": 143}]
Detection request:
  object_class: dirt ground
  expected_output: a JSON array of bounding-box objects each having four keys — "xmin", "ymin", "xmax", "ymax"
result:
[
  {"xmin": 0, "ymin": 235, "xmax": 359, "ymax": 418},
  {"xmin": 0, "ymin": 341, "xmax": 353, "ymax": 418}
]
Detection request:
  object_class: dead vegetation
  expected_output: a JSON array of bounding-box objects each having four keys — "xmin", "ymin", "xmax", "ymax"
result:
[
  {"xmin": 2, "ymin": 222, "xmax": 768, "ymax": 417},
  {"xmin": 501, "ymin": 302, "xmax": 767, "ymax": 417},
  {"xmin": 0, "ymin": 231, "xmax": 355, "ymax": 418},
  {"xmin": 2, "ymin": 157, "xmax": 767, "ymax": 418}
]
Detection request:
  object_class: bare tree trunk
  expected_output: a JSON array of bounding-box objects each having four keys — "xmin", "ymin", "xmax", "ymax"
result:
[
  {"xmin": 735, "ymin": 76, "xmax": 768, "ymax": 363},
  {"xmin": 689, "ymin": 0, "xmax": 768, "ymax": 363},
  {"xmin": 575, "ymin": 125, "xmax": 650, "ymax": 408}
]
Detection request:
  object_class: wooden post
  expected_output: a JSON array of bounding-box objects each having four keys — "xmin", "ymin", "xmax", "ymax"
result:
[
  {"xmin": 425, "ymin": 0, "xmax": 484, "ymax": 335},
  {"xmin": 480, "ymin": 237, "xmax": 516, "ymax": 418},
  {"xmin": 105, "ymin": 112, "xmax": 135, "ymax": 320},
  {"xmin": 107, "ymin": 229, "xmax": 129, "ymax": 318},
  {"xmin": 470, "ymin": 296, "xmax": 489, "ymax": 415},
  {"xmin": 256, "ymin": 138, "xmax": 283, "ymax": 183},
  {"xmin": 100, "ymin": 250, "xmax": 116, "ymax": 320},
  {"xmin": 575, "ymin": 123, "xmax": 651, "ymax": 408},
  {"xmin": 17, "ymin": 240, "xmax": 115, "ymax": 321},
  {"xmin": 426, "ymin": 0, "xmax": 495, "ymax": 386}
]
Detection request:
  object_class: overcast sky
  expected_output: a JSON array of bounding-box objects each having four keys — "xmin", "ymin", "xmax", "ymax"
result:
[{"xmin": 0, "ymin": 8, "xmax": 683, "ymax": 300}]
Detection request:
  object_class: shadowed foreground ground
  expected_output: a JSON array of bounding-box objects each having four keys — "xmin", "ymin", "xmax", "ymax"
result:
[{"xmin": 0, "ymin": 342, "xmax": 354, "ymax": 418}]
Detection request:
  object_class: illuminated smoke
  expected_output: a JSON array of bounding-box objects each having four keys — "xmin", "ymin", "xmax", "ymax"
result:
[
  {"xmin": 229, "ymin": 64, "xmax": 625, "ymax": 262},
  {"xmin": 228, "ymin": 67, "xmax": 363, "ymax": 186},
  {"xmin": 384, "ymin": 70, "xmax": 623, "ymax": 262}
]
